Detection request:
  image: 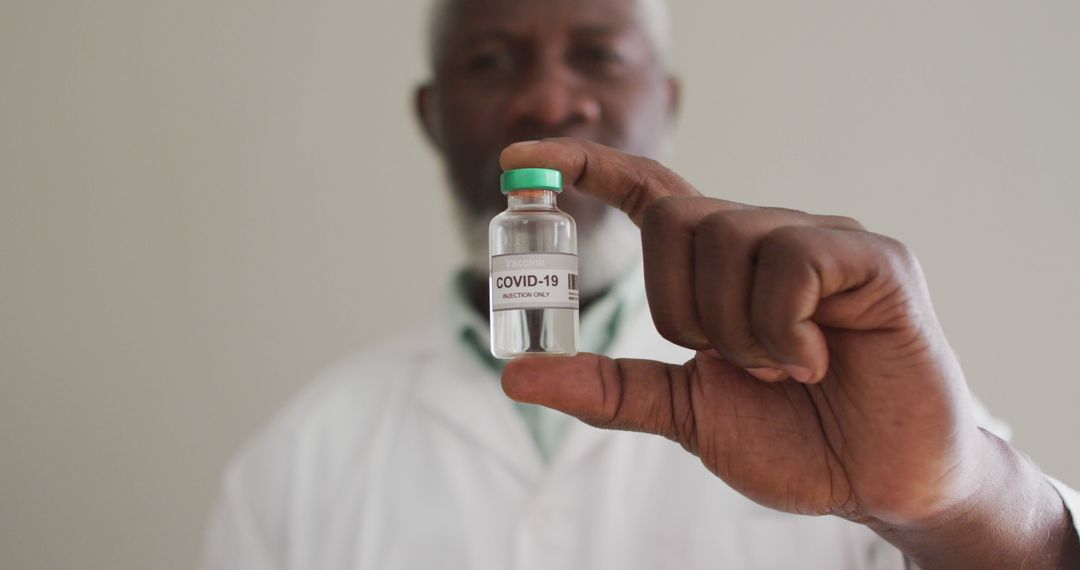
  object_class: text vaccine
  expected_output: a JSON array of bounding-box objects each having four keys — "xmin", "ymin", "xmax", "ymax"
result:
[{"xmin": 489, "ymin": 168, "xmax": 579, "ymax": 358}]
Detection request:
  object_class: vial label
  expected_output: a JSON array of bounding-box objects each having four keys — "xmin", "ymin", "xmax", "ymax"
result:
[{"xmin": 490, "ymin": 253, "xmax": 579, "ymax": 312}]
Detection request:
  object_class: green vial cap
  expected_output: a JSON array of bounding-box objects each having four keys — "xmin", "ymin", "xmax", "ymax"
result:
[{"xmin": 500, "ymin": 168, "xmax": 563, "ymax": 194}]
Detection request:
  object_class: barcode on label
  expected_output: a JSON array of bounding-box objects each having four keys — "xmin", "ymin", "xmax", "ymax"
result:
[{"xmin": 568, "ymin": 273, "xmax": 578, "ymax": 291}]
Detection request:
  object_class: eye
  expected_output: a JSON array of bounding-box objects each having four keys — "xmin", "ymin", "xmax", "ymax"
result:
[
  {"xmin": 573, "ymin": 44, "xmax": 624, "ymax": 69},
  {"xmin": 467, "ymin": 51, "xmax": 516, "ymax": 74}
]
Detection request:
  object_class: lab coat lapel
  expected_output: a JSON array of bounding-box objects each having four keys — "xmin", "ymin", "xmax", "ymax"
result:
[{"xmin": 413, "ymin": 331, "xmax": 546, "ymax": 484}]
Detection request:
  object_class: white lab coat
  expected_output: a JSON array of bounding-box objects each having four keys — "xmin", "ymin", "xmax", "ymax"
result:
[{"xmin": 201, "ymin": 288, "xmax": 1077, "ymax": 570}]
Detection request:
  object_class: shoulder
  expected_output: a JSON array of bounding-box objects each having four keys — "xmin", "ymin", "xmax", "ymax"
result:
[
  {"xmin": 201, "ymin": 310, "xmax": 469, "ymax": 567},
  {"xmin": 217, "ymin": 315, "xmax": 451, "ymax": 510}
]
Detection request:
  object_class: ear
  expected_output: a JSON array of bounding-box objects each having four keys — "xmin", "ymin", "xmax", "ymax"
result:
[
  {"xmin": 664, "ymin": 74, "xmax": 682, "ymax": 125},
  {"xmin": 415, "ymin": 83, "xmax": 444, "ymax": 149}
]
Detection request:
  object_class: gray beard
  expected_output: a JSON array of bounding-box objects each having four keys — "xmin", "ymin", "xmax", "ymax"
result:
[{"xmin": 459, "ymin": 206, "xmax": 642, "ymax": 300}]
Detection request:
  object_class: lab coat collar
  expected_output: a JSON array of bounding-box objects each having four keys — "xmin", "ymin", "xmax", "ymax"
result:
[
  {"xmin": 413, "ymin": 321, "xmax": 547, "ymax": 483},
  {"xmin": 413, "ymin": 262, "xmax": 651, "ymax": 483}
]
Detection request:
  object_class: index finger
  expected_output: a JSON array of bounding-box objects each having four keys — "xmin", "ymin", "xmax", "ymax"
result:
[{"xmin": 500, "ymin": 138, "xmax": 708, "ymax": 225}]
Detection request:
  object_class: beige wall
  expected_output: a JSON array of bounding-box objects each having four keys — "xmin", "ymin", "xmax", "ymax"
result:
[{"xmin": 2, "ymin": 1, "xmax": 1077, "ymax": 568}]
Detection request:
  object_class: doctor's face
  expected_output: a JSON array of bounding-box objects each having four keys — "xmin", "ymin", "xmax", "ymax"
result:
[{"xmin": 418, "ymin": 0, "xmax": 677, "ymax": 231}]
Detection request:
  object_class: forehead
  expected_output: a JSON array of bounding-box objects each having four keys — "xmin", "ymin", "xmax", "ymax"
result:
[{"xmin": 441, "ymin": 0, "xmax": 643, "ymax": 41}]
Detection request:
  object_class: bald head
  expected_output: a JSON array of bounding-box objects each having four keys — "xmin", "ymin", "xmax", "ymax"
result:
[{"xmin": 426, "ymin": 0, "xmax": 671, "ymax": 73}]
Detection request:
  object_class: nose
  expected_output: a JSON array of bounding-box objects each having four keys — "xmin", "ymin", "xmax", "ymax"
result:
[{"xmin": 504, "ymin": 65, "xmax": 601, "ymax": 137}]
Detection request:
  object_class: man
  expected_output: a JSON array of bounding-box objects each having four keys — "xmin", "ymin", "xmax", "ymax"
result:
[{"xmin": 201, "ymin": 0, "xmax": 1080, "ymax": 568}]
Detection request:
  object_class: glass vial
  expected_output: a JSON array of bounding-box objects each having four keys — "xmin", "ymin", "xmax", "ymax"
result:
[{"xmin": 489, "ymin": 168, "xmax": 579, "ymax": 358}]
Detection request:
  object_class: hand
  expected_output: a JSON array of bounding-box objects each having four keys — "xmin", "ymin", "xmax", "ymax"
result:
[{"xmin": 499, "ymin": 138, "xmax": 1080, "ymax": 568}]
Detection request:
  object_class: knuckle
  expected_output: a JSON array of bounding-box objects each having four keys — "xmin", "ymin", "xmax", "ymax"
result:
[
  {"xmin": 621, "ymin": 173, "xmax": 654, "ymax": 222},
  {"xmin": 637, "ymin": 156, "xmax": 665, "ymax": 172},
  {"xmin": 819, "ymin": 214, "xmax": 866, "ymax": 231},
  {"xmin": 876, "ymin": 234, "xmax": 918, "ymax": 268},
  {"xmin": 698, "ymin": 210, "xmax": 743, "ymax": 240},
  {"xmin": 697, "ymin": 208, "xmax": 764, "ymax": 248},
  {"xmin": 644, "ymin": 196, "xmax": 736, "ymax": 237},
  {"xmin": 764, "ymin": 206, "xmax": 809, "ymax": 218},
  {"xmin": 641, "ymin": 195, "xmax": 685, "ymax": 233},
  {"xmin": 882, "ymin": 236, "xmax": 925, "ymax": 283},
  {"xmin": 759, "ymin": 225, "xmax": 809, "ymax": 258},
  {"xmin": 593, "ymin": 357, "xmax": 625, "ymax": 428}
]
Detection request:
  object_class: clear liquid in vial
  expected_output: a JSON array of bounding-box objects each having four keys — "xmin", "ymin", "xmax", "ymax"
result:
[{"xmin": 491, "ymin": 306, "xmax": 579, "ymax": 358}]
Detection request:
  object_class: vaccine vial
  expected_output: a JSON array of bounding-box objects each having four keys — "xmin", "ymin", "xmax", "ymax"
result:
[{"xmin": 489, "ymin": 168, "xmax": 579, "ymax": 358}]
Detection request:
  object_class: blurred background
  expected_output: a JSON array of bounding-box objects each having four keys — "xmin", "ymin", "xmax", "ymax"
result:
[{"xmin": 2, "ymin": 1, "xmax": 1078, "ymax": 568}]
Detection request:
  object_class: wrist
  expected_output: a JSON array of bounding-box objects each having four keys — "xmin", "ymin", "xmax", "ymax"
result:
[{"xmin": 867, "ymin": 430, "xmax": 1079, "ymax": 569}]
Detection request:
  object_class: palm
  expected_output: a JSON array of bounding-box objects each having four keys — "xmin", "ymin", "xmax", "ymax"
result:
[{"xmin": 687, "ymin": 350, "xmax": 854, "ymax": 518}]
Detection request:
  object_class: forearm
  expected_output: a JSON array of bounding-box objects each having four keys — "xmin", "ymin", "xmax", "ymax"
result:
[{"xmin": 870, "ymin": 430, "xmax": 1080, "ymax": 569}]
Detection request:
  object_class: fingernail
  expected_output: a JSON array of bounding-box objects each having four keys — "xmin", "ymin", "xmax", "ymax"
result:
[
  {"xmin": 509, "ymin": 140, "xmax": 541, "ymax": 147},
  {"xmin": 747, "ymin": 367, "xmax": 787, "ymax": 382},
  {"xmin": 781, "ymin": 364, "xmax": 815, "ymax": 383}
]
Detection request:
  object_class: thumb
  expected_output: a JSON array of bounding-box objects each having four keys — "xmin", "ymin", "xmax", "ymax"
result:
[{"xmin": 502, "ymin": 353, "xmax": 699, "ymax": 448}]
